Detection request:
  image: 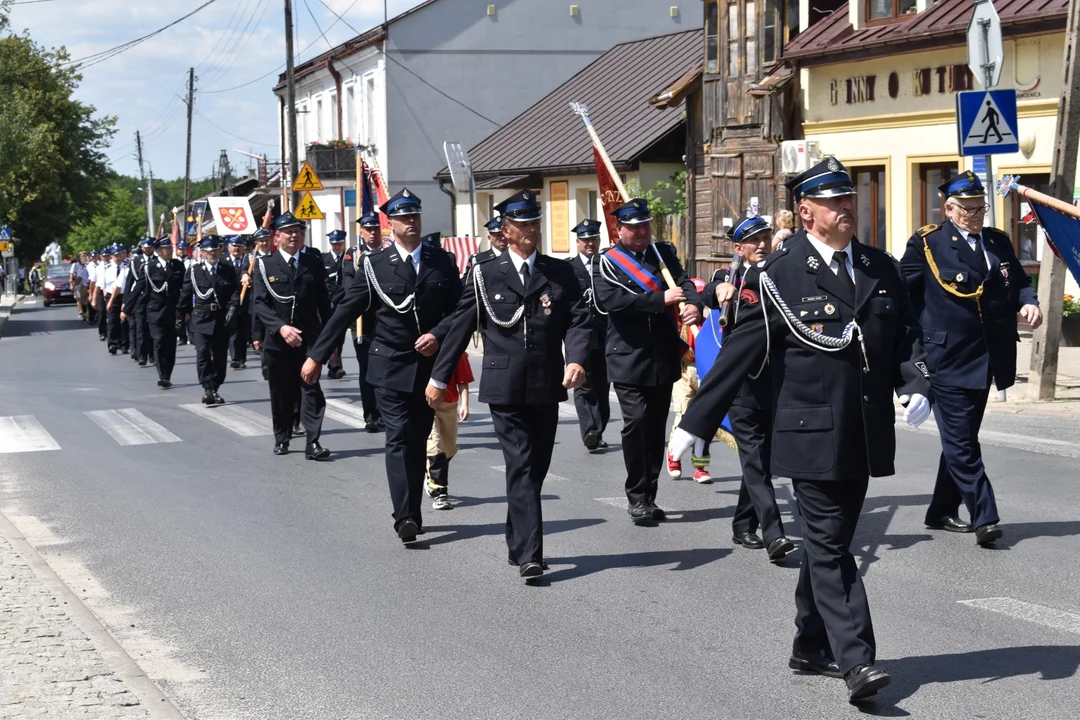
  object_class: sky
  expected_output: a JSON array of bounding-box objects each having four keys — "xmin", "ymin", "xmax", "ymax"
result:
[{"xmin": 8, "ymin": 0, "xmax": 419, "ymax": 181}]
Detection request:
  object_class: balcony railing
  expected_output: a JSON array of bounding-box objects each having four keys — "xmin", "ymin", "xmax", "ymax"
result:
[{"xmin": 305, "ymin": 144, "xmax": 357, "ymax": 180}]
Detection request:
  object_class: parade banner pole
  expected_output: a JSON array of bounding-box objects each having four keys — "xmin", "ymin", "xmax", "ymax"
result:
[
  {"xmin": 570, "ymin": 101, "xmax": 697, "ymax": 336},
  {"xmin": 998, "ymin": 176, "xmax": 1080, "ymax": 220}
]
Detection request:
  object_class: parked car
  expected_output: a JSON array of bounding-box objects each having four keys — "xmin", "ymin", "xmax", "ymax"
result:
[{"xmin": 43, "ymin": 263, "xmax": 75, "ymax": 306}]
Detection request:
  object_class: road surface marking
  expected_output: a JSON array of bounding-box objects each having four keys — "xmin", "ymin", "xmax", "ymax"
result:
[
  {"xmin": 897, "ymin": 415, "xmax": 1080, "ymax": 458},
  {"xmin": 959, "ymin": 597, "xmax": 1080, "ymax": 635},
  {"xmin": 180, "ymin": 403, "xmax": 273, "ymax": 437},
  {"xmin": 0, "ymin": 415, "xmax": 61, "ymax": 453},
  {"xmin": 324, "ymin": 399, "xmax": 370, "ymax": 429},
  {"xmin": 490, "ymin": 465, "xmax": 572, "ymax": 482},
  {"xmin": 595, "ymin": 497, "xmax": 628, "ymax": 509},
  {"xmin": 85, "ymin": 408, "xmax": 181, "ymax": 446}
]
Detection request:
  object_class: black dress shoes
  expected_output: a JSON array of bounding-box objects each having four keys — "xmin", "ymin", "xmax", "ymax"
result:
[
  {"xmin": 508, "ymin": 558, "xmax": 550, "ymax": 570},
  {"xmin": 583, "ymin": 430, "xmax": 601, "ymax": 451},
  {"xmin": 305, "ymin": 442, "xmax": 330, "ymax": 461},
  {"xmin": 291, "ymin": 423, "xmax": 304, "ymax": 437},
  {"xmin": 975, "ymin": 523, "xmax": 1003, "ymax": 546},
  {"xmin": 397, "ymin": 519, "xmax": 419, "ymax": 543},
  {"xmin": 628, "ymin": 502, "xmax": 656, "ymax": 525},
  {"xmin": 201, "ymin": 390, "xmax": 215, "ymax": 405},
  {"xmin": 273, "ymin": 442, "xmax": 289, "ymax": 455},
  {"xmin": 733, "ymin": 531, "xmax": 765, "ymax": 550},
  {"xmin": 364, "ymin": 421, "xmax": 380, "ymax": 433},
  {"xmin": 788, "ymin": 647, "xmax": 842, "ymax": 678},
  {"xmin": 210, "ymin": 390, "xmax": 224, "ymax": 405},
  {"xmin": 767, "ymin": 536, "xmax": 795, "ymax": 561},
  {"xmin": 596, "ymin": 439, "xmax": 608, "ymax": 449},
  {"xmin": 160, "ymin": 380, "xmax": 172, "ymax": 389},
  {"xmin": 519, "ymin": 562, "xmax": 544, "ymax": 580},
  {"xmin": 845, "ymin": 664, "xmax": 890, "ymax": 702},
  {"xmin": 648, "ymin": 502, "xmax": 666, "ymax": 520},
  {"xmin": 926, "ymin": 516, "xmax": 973, "ymax": 533}
]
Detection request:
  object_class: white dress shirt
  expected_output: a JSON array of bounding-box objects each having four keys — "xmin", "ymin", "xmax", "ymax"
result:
[
  {"xmin": 954, "ymin": 225, "xmax": 992, "ymax": 269},
  {"xmin": 394, "ymin": 242, "xmax": 422, "ymax": 273},
  {"xmin": 805, "ymin": 232, "xmax": 855, "ymax": 285},
  {"xmin": 507, "ymin": 249, "xmax": 537, "ymax": 287}
]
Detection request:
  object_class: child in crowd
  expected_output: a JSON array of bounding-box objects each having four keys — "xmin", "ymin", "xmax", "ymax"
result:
[
  {"xmin": 426, "ymin": 352, "xmax": 474, "ymax": 509},
  {"xmin": 667, "ymin": 279, "xmax": 712, "ymax": 484}
]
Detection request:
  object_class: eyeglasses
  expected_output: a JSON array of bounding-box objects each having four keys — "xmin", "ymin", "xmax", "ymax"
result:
[{"xmin": 950, "ymin": 203, "xmax": 990, "ymax": 216}]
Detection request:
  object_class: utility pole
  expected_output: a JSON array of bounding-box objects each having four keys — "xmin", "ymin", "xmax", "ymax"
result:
[
  {"xmin": 217, "ymin": 150, "xmax": 231, "ymax": 194},
  {"xmin": 183, "ymin": 67, "xmax": 195, "ymax": 220},
  {"xmin": 284, "ymin": 0, "xmax": 300, "ymax": 211},
  {"xmin": 147, "ymin": 168, "xmax": 155, "ymax": 235},
  {"xmin": 135, "ymin": 130, "xmax": 152, "ymax": 236},
  {"xmin": 1029, "ymin": 0, "xmax": 1080, "ymax": 399}
]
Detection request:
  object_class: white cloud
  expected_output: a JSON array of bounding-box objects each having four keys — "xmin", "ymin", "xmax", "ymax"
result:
[{"xmin": 9, "ymin": 0, "xmax": 417, "ymax": 179}]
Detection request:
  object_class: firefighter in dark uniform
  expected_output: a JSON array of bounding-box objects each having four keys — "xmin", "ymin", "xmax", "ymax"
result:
[
  {"xmin": 670, "ymin": 158, "xmax": 932, "ymax": 702},
  {"xmin": 249, "ymin": 228, "xmax": 273, "ymax": 380},
  {"xmin": 127, "ymin": 237, "xmax": 185, "ymax": 388},
  {"xmin": 123, "ymin": 236, "xmax": 155, "ymax": 365},
  {"xmin": 302, "ymin": 188, "xmax": 462, "ymax": 544},
  {"xmin": 352, "ymin": 213, "xmax": 383, "ymax": 431},
  {"xmin": 179, "ymin": 235, "xmax": 241, "ymax": 405},
  {"xmin": 704, "ymin": 212, "xmax": 794, "ymax": 562},
  {"xmin": 175, "ymin": 240, "xmax": 192, "ymax": 345},
  {"xmin": 252, "ymin": 212, "xmax": 332, "ymax": 459},
  {"xmin": 569, "ymin": 218, "xmax": 610, "ymax": 451},
  {"xmin": 591, "ymin": 198, "xmax": 703, "ymax": 525},
  {"xmin": 464, "ymin": 216, "xmax": 508, "ymax": 279},
  {"xmin": 900, "ymin": 171, "xmax": 1041, "ymax": 546},
  {"xmin": 427, "ymin": 189, "xmax": 591, "ymax": 580},
  {"xmin": 225, "ymin": 235, "xmax": 253, "ymax": 369},
  {"xmin": 322, "ymin": 229, "xmax": 351, "ymax": 380}
]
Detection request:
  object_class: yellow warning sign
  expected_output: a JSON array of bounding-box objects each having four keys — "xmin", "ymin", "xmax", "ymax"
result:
[
  {"xmin": 292, "ymin": 161, "xmax": 324, "ymax": 192},
  {"xmin": 0, "ymin": 241, "xmax": 9, "ymax": 252},
  {"xmin": 294, "ymin": 191, "xmax": 325, "ymax": 220}
]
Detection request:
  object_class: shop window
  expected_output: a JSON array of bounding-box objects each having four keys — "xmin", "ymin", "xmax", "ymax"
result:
[
  {"xmin": 1007, "ymin": 173, "xmax": 1050, "ymax": 266},
  {"xmin": 919, "ymin": 162, "xmax": 957, "ymax": 226},
  {"xmin": 705, "ymin": 0, "xmax": 719, "ymax": 74},
  {"xmin": 867, "ymin": 0, "xmax": 918, "ymax": 22},
  {"xmin": 852, "ymin": 165, "xmax": 887, "ymax": 249}
]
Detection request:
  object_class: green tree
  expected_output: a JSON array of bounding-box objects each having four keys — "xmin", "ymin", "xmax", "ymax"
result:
[
  {"xmin": 625, "ymin": 171, "xmax": 688, "ymax": 219},
  {"xmin": 0, "ymin": 7, "xmax": 115, "ymax": 262},
  {"xmin": 65, "ymin": 181, "xmax": 147, "ymax": 254}
]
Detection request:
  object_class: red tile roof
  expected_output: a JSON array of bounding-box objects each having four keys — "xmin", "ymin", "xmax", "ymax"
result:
[{"xmin": 783, "ymin": 0, "xmax": 1070, "ymax": 63}]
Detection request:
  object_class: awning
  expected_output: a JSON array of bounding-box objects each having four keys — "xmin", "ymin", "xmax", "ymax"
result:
[
  {"xmin": 649, "ymin": 60, "xmax": 703, "ymax": 109},
  {"xmin": 748, "ymin": 63, "xmax": 794, "ymax": 97}
]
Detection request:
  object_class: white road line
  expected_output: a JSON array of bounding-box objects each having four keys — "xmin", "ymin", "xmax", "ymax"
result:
[
  {"xmin": 595, "ymin": 497, "xmax": 628, "ymax": 509},
  {"xmin": 85, "ymin": 409, "xmax": 181, "ymax": 446},
  {"xmin": 180, "ymin": 404, "xmax": 273, "ymax": 437},
  {"xmin": 959, "ymin": 597, "xmax": 1080, "ymax": 636},
  {"xmin": 0, "ymin": 416, "xmax": 61, "ymax": 453},
  {"xmin": 324, "ymin": 399, "xmax": 370, "ymax": 429},
  {"xmin": 897, "ymin": 415, "xmax": 1080, "ymax": 458}
]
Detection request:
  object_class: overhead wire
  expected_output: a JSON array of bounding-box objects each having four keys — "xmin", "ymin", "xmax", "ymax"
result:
[
  {"xmin": 194, "ymin": 109, "xmax": 276, "ymax": 147},
  {"xmin": 194, "ymin": 0, "xmax": 247, "ymax": 74},
  {"xmin": 194, "ymin": 0, "xmax": 257, "ymax": 84},
  {"xmin": 199, "ymin": 0, "xmax": 274, "ymax": 88}
]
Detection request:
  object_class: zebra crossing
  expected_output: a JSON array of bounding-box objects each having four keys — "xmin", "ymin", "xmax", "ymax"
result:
[{"xmin": 0, "ymin": 398, "xmax": 376, "ymax": 453}]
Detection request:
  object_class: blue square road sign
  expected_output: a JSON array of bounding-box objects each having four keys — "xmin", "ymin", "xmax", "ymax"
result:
[{"xmin": 956, "ymin": 89, "xmax": 1019, "ymax": 157}]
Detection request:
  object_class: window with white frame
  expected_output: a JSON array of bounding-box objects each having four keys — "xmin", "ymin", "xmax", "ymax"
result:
[{"xmin": 364, "ymin": 74, "xmax": 376, "ymax": 147}]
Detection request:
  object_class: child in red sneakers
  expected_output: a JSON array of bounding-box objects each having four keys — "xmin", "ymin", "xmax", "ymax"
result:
[
  {"xmin": 425, "ymin": 352, "xmax": 474, "ymax": 508},
  {"xmin": 667, "ymin": 280, "xmax": 712, "ymax": 483}
]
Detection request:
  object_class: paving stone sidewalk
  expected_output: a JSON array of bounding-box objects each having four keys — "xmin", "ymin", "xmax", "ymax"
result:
[{"xmin": 0, "ymin": 533, "xmax": 151, "ymax": 719}]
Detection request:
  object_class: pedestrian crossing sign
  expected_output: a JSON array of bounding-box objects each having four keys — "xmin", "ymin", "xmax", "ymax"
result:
[
  {"xmin": 292, "ymin": 161, "xmax": 324, "ymax": 192},
  {"xmin": 0, "ymin": 226, "xmax": 10, "ymax": 241},
  {"xmin": 294, "ymin": 191, "xmax": 325, "ymax": 220},
  {"xmin": 956, "ymin": 89, "xmax": 1019, "ymax": 157}
]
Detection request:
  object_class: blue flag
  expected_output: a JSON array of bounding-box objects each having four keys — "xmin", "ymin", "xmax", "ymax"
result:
[
  {"xmin": 360, "ymin": 162, "xmax": 374, "ymax": 217},
  {"xmin": 694, "ymin": 308, "xmax": 735, "ymax": 449},
  {"xmin": 1029, "ymin": 202, "xmax": 1080, "ymax": 287}
]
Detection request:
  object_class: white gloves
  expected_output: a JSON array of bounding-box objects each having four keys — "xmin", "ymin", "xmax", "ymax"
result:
[
  {"xmin": 899, "ymin": 393, "xmax": 931, "ymax": 428},
  {"xmin": 669, "ymin": 426, "xmax": 705, "ymax": 459}
]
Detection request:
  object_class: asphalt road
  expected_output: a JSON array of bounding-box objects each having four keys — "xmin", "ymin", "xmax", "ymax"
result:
[{"xmin": 2, "ymin": 300, "xmax": 1079, "ymax": 720}]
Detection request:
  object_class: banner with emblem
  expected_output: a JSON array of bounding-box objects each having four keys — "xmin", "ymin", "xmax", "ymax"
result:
[
  {"xmin": 206, "ymin": 196, "xmax": 258, "ymax": 235},
  {"xmin": 593, "ymin": 147, "xmax": 623, "ymax": 247}
]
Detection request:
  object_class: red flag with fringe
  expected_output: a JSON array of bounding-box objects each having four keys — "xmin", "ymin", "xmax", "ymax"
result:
[{"xmin": 593, "ymin": 147, "xmax": 624, "ymax": 247}]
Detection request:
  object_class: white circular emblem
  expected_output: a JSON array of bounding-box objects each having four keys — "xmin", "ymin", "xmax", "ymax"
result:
[
  {"xmin": 403, "ymin": 189, "xmax": 410, "ymax": 197},
  {"xmin": 523, "ymin": 191, "xmax": 531, "ymax": 199},
  {"xmin": 827, "ymin": 157, "xmax": 840, "ymax": 172},
  {"xmin": 824, "ymin": 303, "xmax": 836, "ymax": 316}
]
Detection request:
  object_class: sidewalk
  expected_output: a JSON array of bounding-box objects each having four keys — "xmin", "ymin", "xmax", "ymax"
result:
[
  {"xmin": 0, "ymin": 293, "xmax": 23, "ymax": 339},
  {"xmin": 988, "ymin": 333, "xmax": 1080, "ymax": 416}
]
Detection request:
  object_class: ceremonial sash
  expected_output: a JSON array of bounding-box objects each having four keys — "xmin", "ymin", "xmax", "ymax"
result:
[{"xmin": 605, "ymin": 245, "xmax": 687, "ymax": 354}]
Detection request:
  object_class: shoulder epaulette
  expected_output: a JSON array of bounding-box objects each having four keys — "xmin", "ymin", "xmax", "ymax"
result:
[{"xmin": 917, "ymin": 223, "xmax": 939, "ymax": 238}]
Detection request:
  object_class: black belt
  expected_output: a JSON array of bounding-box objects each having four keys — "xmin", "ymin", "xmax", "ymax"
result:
[{"xmin": 193, "ymin": 302, "xmax": 220, "ymax": 311}]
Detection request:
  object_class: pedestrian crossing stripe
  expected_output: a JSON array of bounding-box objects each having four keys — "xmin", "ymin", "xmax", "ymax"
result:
[
  {"xmin": 85, "ymin": 409, "xmax": 181, "ymax": 446},
  {"xmin": 292, "ymin": 161, "xmax": 324, "ymax": 191},
  {"xmin": 293, "ymin": 191, "xmax": 325, "ymax": 221},
  {"xmin": 0, "ymin": 416, "xmax": 60, "ymax": 453},
  {"xmin": 324, "ymin": 399, "xmax": 370, "ymax": 429},
  {"xmin": 180, "ymin": 403, "xmax": 273, "ymax": 437}
]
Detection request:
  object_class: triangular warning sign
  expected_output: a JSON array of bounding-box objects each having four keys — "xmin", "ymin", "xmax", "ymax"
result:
[
  {"xmin": 292, "ymin": 161, "xmax": 324, "ymax": 192},
  {"xmin": 961, "ymin": 92, "xmax": 1016, "ymax": 150},
  {"xmin": 294, "ymin": 191, "xmax": 325, "ymax": 220}
]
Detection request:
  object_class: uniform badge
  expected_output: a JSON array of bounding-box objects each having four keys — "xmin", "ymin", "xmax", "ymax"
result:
[
  {"xmin": 810, "ymin": 323, "xmax": 824, "ymax": 334},
  {"xmin": 823, "ymin": 303, "xmax": 836, "ymax": 316},
  {"xmin": 739, "ymin": 287, "xmax": 759, "ymax": 305},
  {"xmin": 403, "ymin": 189, "xmax": 411, "ymax": 197},
  {"xmin": 494, "ymin": 293, "xmax": 503, "ymax": 300},
  {"xmin": 540, "ymin": 292, "xmax": 552, "ymax": 315},
  {"xmin": 1000, "ymin": 262, "xmax": 1010, "ymax": 287},
  {"xmin": 799, "ymin": 310, "xmax": 809, "ymax": 317},
  {"xmin": 756, "ymin": 260, "xmax": 765, "ymax": 268},
  {"xmin": 268, "ymin": 275, "xmax": 277, "ymax": 282},
  {"xmin": 827, "ymin": 157, "xmax": 840, "ymax": 172},
  {"xmin": 806, "ymin": 256, "xmax": 820, "ymax": 270},
  {"xmin": 344, "ymin": 254, "xmax": 352, "ymax": 261},
  {"xmin": 955, "ymin": 272, "xmax": 965, "ymax": 282},
  {"xmin": 915, "ymin": 361, "xmax": 929, "ymax": 378},
  {"xmin": 860, "ymin": 254, "xmax": 871, "ymax": 267}
]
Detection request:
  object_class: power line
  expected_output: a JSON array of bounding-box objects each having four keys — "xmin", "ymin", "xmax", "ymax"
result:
[
  {"xmin": 313, "ymin": 0, "xmax": 501, "ymax": 127},
  {"xmin": 62, "ymin": 0, "xmax": 222, "ymax": 70},
  {"xmin": 303, "ymin": 0, "xmax": 336, "ymax": 51},
  {"xmin": 194, "ymin": 109, "xmax": 276, "ymax": 147},
  {"xmin": 195, "ymin": 0, "xmax": 256, "ymax": 83},
  {"xmin": 200, "ymin": 0, "xmax": 274, "ymax": 88}
]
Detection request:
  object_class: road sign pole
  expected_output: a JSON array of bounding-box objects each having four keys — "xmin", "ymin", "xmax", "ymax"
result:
[
  {"xmin": 980, "ymin": 17, "xmax": 997, "ymax": 228},
  {"xmin": 468, "ymin": 175, "xmax": 477, "ymax": 238}
]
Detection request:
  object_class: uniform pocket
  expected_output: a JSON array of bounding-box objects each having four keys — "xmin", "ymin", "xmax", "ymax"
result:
[
  {"xmin": 774, "ymin": 405, "xmax": 834, "ymax": 474},
  {"xmin": 484, "ymin": 353, "xmax": 509, "ymax": 369},
  {"xmin": 871, "ymin": 296, "xmax": 898, "ymax": 315},
  {"xmin": 923, "ymin": 328, "xmax": 947, "ymax": 345}
]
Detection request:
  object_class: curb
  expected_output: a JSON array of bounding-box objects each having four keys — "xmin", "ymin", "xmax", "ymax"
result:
[
  {"xmin": 0, "ymin": 510, "xmax": 188, "ymax": 720},
  {"xmin": 0, "ymin": 293, "xmax": 25, "ymax": 339}
]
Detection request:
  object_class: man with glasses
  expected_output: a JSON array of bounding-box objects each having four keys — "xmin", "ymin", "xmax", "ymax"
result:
[{"xmin": 901, "ymin": 171, "xmax": 1041, "ymax": 547}]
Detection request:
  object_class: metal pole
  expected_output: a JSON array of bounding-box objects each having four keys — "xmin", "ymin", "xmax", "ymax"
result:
[
  {"xmin": 284, "ymin": 0, "xmax": 300, "ymax": 212},
  {"xmin": 183, "ymin": 67, "xmax": 195, "ymax": 219},
  {"xmin": 468, "ymin": 174, "xmax": 477, "ymax": 238},
  {"xmin": 1029, "ymin": 0, "xmax": 1080, "ymax": 399},
  {"xmin": 147, "ymin": 169, "xmax": 155, "ymax": 236},
  {"xmin": 980, "ymin": 17, "xmax": 997, "ymax": 229}
]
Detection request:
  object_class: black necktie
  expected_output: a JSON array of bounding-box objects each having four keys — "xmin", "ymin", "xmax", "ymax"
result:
[
  {"xmin": 634, "ymin": 251, "xmax": 645, "ymax": 264},
  {"xmin": 288, "ymin": 256, "xmax": 296, "ymax": 273},
  {"xmin": 970, "ymin": 234, "xmax": 989, "ymax": 273},
  {"xmin": 521, "ymin": 263, "xmax": 531, "ymax": 288},
  {"xmin": 405, "ymin": 254, "xmax": 416, "ymax": 280},
  {"xmin": 832, "ymin": 251, "xmax": 856, "ymax": 300}
]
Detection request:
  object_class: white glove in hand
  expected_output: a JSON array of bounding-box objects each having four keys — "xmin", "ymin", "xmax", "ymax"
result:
[
  {"xmin": 899, "ymin": 393, "xmax": 931, "ymax": 428},
  {"xmin": 668, "ymin": 426, "xmax": 700, "ymax": 460}
]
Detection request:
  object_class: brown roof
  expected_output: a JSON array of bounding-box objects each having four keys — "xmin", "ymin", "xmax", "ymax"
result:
[
  {"xmin": 438, "ymin": 29, "xmax": 700, "ymax": 180},
  {"xmin": 784, "ymin": 0, "xmax": 1070, "ymax": 63}
]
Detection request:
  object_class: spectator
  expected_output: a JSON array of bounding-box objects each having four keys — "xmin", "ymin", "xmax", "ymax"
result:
[
  {"xmin": 425, "ymin": 352, "xmax": 474, "ymax": 510},
  {"xmin": 771, "ymin": 209, "xmax": 795, "ymax": 252},
  {"xmin": 71, "ymin": 252, "xmax": 91, "ymax": 320}
]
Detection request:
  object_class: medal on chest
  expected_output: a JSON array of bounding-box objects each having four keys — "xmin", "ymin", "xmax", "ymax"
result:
[{"xmin": 540, "ymin": 292, "xmax": 552, "ymax": 315}]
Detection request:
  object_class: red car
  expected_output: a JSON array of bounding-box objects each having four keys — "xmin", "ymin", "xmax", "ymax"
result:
[{"xmin": 43, "ymin": 263, "xmax": 76, "ymax": 306}]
